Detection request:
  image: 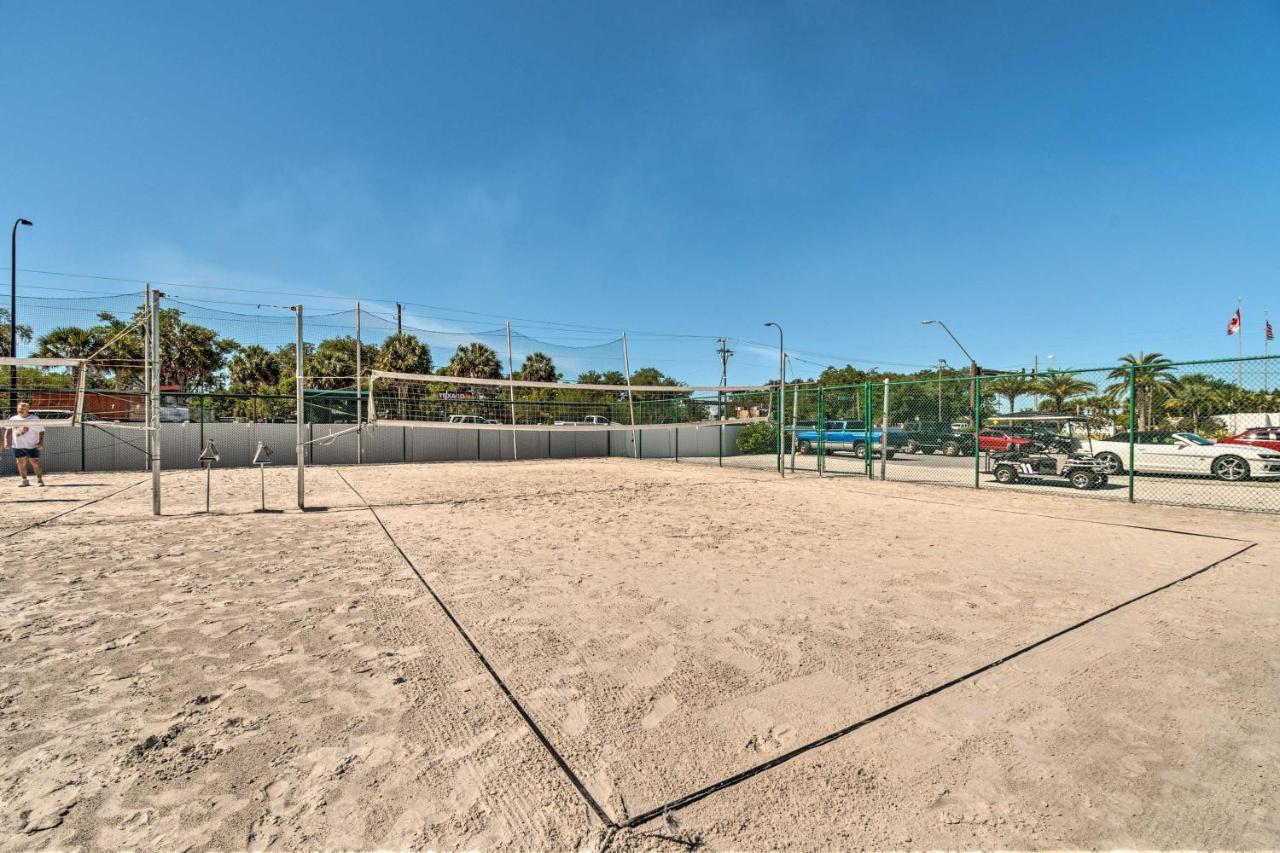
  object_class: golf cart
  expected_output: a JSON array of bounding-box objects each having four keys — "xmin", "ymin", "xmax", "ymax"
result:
[{"xmin": 985, "ymin": 413, "xmax": 1109, "ymax": 490}]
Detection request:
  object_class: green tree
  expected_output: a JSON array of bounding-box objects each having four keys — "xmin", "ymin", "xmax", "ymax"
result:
[
  {"xmin": 0, "ymin": 308, "xmax": 32, "ymax": 358},
  {"xmin": 443, "ymin": 342, "xmax": 502, "ymax": 380},
  {"xmin": 984, "ymin": 373, "xmax": 1037, "ymax": 414},
  {"xmin": 1163, "ymin": 373, "xmax": 1229, "ymax": 433},
  {"xmin": 1035, "ymin": 371, "xmax": 1097, "ymax": 411},
  {"xmin": 373, "ymin": 333, "xmax": 432, "ymax": 375},
  {"xmin": 1105, "ymin": 352, "xmax": 1176, "ymax": 431},
  {"xmin": 736, "ymin": 421, "xmax": 777, "ymax": 454},
  {"xmin": 34, "ymin": 326, "xmax": 100, "ymax": 359},
  {"xmin": 518, "ymin": 352, "xmax": 559, "ymax": 384},
  {"xmin": 228, "ymin": 344, "xmax": 282, "ymax": 389},
  {"xmin": 310, "ymin": 335, "xmax": 380, "ymax": 391}
]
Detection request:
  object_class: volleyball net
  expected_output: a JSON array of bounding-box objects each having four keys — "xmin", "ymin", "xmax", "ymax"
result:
[{"xmin": 367, "ymin": 370, "xmax": 776, "ymax": 431}]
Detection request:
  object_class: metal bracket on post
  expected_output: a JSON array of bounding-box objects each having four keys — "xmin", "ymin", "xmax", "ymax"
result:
[
  {"xmin": 198, "ymin": 439, "xmax": 220, "ymax": 514},
  {"xmin": 252, "ymin": 441, "xmax": 276, "ymax": 513}
]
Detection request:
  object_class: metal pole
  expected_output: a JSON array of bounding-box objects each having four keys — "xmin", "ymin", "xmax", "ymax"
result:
[
  {"xmin": 621, "ymin": 331, "xmax": 637, "ymax": 458},
  {"xmin": 973, "ymin": 376, "xmax": 981, "ymax": 489},
  {"xmin": 790, "ymin": 362, "xmax": 798, "ymax": 473},
  {"xmin": 143, "ymin": 283, "xmax": 152, "ymax": 471},
  {"xmin": 880, "ymin": 377, "xmax": 889, "ymax": 481},
  {"xmin": 937, "ymin": 362, "xmax": 943, "ymax": 421},
  {"xmin": 1237, "ymin": 297, "xmax": 1244, "ymax": 388},
  {"xmin": 205, "ymin": 464, "xmax": 211, "ymax": 514},
  {"xmin": 1128, "ymin": 365, "xmax": 1136, "ymax": 503},
  {"xmin": 396, "ymin": 303, "xmax": 402, "ymax": 335},
  {"xmin": 9, "ymin": 218, "xmax": 32, "ymax": 416},
  {"xmin": 150, "ymin": 290, "xmax": 162, "ymax": 515},
  {"xmin": 355, "ymin": 302, "xmax": 362, "ymax": 464},
  {"xmin": 506, "ymin": 321, "xmax": 518, "ymax": 460},
  {"xmin": 295, "ymin": 305, "xmax": 305, "ymax": 509},
  {"xmin": 1265, "ymin": 310, "xmax": 1271, "ymax": 394}
]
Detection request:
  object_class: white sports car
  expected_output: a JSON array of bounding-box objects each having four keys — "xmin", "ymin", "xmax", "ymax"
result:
[{"xmin": 1092, "ymin": 431, "xmax": 1280, "ymax": 481}]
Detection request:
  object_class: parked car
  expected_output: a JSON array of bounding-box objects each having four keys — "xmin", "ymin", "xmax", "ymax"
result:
[
  {"xmin": 976, "ymin": 429, "xmax": 1036, "ymax": 453},
  {"xmin": 1092, "ymin": 431, "xmax": 1280, "ymax": 481},
  {"xmin": 898, "ymin": 421, "xmax": 974, "ymax": 456},
  {"xmin": 792, "ymin": 420, "xmax": 908, "ymax": 458},
  {"xmin": 1218, "ymin": 426, "xmax": 1280, "ymax": 454},
  {"xmin": 1003, "ymin": 425, "xmax": 1072, "ymax": 454},
  {"xmin": 553, "ymin": 415, "xmax": 618, "ymax": 426},
  {"xmin": 447, "ymin": 414, "xmax": 498, "ymax": 424}
]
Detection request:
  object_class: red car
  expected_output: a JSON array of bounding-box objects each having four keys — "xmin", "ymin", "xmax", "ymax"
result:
[
  {"xmin": 977, "ymin": 429, "xmax": 1035, "ymax": 452},
  {"xmin": 1218, "ymin": 427, "xmax": 1280, "ymax": 453}
]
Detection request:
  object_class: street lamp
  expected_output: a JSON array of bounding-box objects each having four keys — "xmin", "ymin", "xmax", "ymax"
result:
[
  {"xmin": 764, "ymin": 322, "xmax": 784, "ymax": 476},
  {"xmin": 9, "ymin": 218, "xmax": 33, "ymax": 415},
  {"xmin": 922, "ymin": 319, "xmax": 978, "ymax": 410}
]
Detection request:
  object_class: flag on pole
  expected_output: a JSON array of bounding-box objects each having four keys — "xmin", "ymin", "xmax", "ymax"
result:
[
  {"xmin": 1268, "ymin": 318, "xmax": 1275, "ymax": 342},
  {"xmin": 1227, "ymin": 308, "xmax": 1241, "ymax": 336}
]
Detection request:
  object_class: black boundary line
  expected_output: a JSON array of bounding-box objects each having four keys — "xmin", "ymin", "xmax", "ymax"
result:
[
  {"xmin": 619, "ymin": 540, "xmax": 1256, "ymax": 830},
  {"xmin": 333, "ymin": 469, "xmax": 617, "ymax": 830},
  {"xmin": 1, "ymin": 475, "xmax": 150, "ymax": 539}
]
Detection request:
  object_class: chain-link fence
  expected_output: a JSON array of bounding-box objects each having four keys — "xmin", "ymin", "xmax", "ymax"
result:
[{"xmin": 5, "ymin": 291, "xmax": 1279, "ymax": 513}]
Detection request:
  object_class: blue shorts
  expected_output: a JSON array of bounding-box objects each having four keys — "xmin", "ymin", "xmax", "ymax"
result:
[{"xmin": 13, "ymin": 448, "xmax": 39, "ymax": 459}]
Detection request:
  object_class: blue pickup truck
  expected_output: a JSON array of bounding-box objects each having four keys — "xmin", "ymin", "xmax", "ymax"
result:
[{"xmin": 791, "ymin": 420, "xmax": 909, "ymax": 458}]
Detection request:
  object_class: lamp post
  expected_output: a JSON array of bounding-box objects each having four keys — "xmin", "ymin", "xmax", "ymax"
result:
[
  {"xmin": 9, "ymin": 218, "xmax": 33, "ymax": 415},
  {"xmin": 765, "ymin": 322, "xmax": 784, "ymax": 476},
  {"xmin": 922, "ymin": 319, "xmax": 978, "ymax": 411},
  {"xmin": 935, "ymin": 358, "xmax": 948, "ymax": 420}
]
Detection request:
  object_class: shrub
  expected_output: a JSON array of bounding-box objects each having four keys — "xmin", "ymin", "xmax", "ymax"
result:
[{"xmin": 736, "ymin": 422, "xmax": 777, "ymax": 455}]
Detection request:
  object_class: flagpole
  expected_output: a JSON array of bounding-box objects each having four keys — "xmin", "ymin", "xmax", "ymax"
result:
[
  {"xmin": 1266, "ymin": 309, "xmax": 1271, "ymax": 394},
  {"xmin": 1237, "ymin": 297, "xmax": 1244, "ymax": 388}
]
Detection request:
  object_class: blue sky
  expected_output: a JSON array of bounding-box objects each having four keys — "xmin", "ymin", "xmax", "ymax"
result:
[{"xmin": 3, "ymin": 1, "xmax": 1279, "ymax": 384}]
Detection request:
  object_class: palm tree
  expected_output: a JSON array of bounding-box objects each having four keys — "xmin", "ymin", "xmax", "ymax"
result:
[
  {"xmin": 1163, "ymin": 374, "xmax": 1228, "ymax": 433},
  {"xmin": 0, "ymin": 308, "xmax": 32, "ymax": 358},
  {"xmin": 518, "ymin": 352, "xmax": 559, "ymax": 384},
  {"xmin": 983, "ymin": 373, "xmax": 1036, "ymax": 414},
  {"xmin": 1105, "ymin": 352, "xmax": 1176, "ymax": 431},
  {"xmin": 1035, "ymin": 371, "xmax": 1097, "ymax": 411},
  {"xmin": 373, "ymin": 333, "xmax": 432, "ymax": 375},
  {"xmin": 228, "ymin": 344, "xmax": 282, "ymax": 390},
  {"xmin": 444, "ymin": 342, "xmax": 502, "ymax": 380}
]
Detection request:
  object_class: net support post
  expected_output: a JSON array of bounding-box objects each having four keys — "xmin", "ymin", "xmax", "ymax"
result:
[
  {"xmin": 880, "ymin": 377, "xmax": 889, "ymax": 481},
  {"xmin": 355, "ymin": 302, "xmax": 362, "ymax": 464},
  {"xmin": 1127, "ymin": 364, "xmax": 1136, "ymax": 503},
  {"xmin": 294, "ymin": 304, "xmax": 305, "ymax": 509},
  {"xmin": 973, "ymin": 375, "xmax": 982, "ymax": 489},
  {"xmin": 149, "ymin": 289, "xmax": 162, "ymax": 515},
  {"xmin": 863, "ymin": 381, "xmax": 873, "ymax": 478},
  {"xmin": 621, "ymin": 331, "xmax": 638, "ymax": 458}
]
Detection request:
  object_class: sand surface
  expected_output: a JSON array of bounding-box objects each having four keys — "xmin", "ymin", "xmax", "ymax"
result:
[{"xmin": 1, "ymin": 458, "xmax": 1276, "ymax": 850}]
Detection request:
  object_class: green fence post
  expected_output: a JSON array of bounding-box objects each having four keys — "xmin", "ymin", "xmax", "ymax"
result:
[
  {"xmin": 718, "ymin": 422, "xmax": 723, "ymax": 467},
  {"xmin": 818, "ymin": 387, "xmax": 825, "ymax": 476},
  {"xmin": 864, "ymin": 381, "xmax": 873, "ymax": 478},
  {"xmin": 1127, "ymin": 364, "xmax": 1136, "ymax": 503},
  {"xmin": 973, "ymin": 376, "xmax": 982, "ymax": 489}
]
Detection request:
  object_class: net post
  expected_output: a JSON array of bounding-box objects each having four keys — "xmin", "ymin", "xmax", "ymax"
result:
[
  {"xmin": 506, "ymin": 320, "xmax": 518, "ymax": 461},
  {"xmin": 972, "ymin": 375, "xmax": 982, "ymax": 489},
  {"xmin": 149, "ymin": 289, "xmax": 162, "ymax": 515},
  {"xmin": 355, "ymin": 301, "xmax": 362, "ymax": 464},
  {"xmin": 863, "ymin": 381, "xmax": 872, "ymax": 478},
  {"xmin": 880, "ymin": 377, "xmax": 889, "ymax": 481},
  {"xmin": 789, "ymin": 372, "xmax": 798, "ymax": 473},
  {"xmin": 817, "ymin": 387, "xmax": 825, "ymax": 476},
  {"xmin": 621, "ymin": 330, "xmax": 637, "ymax": 458},
  {"xmin": 294, "ymin": 304, "xmax": 304, "ymax": 509},
  {"xmin": 143, "ymin": 283, "xmax": 152, "ymax": 472},
  {"xmin": 1127, "ymin": 364, "xmax": 1136, "ymax": 503}
]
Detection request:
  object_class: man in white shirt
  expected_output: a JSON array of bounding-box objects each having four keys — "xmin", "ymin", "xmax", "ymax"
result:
[{"xmin": 3, "ymin": 402, "xmax": 46, "ymax": 487}]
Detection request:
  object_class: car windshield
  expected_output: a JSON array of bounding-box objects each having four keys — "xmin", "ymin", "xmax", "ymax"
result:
[{"xmin": 1174, "ymin": 432, "xmax": 1215, "ymax": 446}]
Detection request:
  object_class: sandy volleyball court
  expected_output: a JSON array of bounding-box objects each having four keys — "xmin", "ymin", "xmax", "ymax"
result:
[{"xmin": 1, "ymin": 458, "xmax": 1277, "ymax": 850}]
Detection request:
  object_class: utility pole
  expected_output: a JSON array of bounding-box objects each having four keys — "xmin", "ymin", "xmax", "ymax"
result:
[
  {"xmin": 396, "ymin": 303, "xmax": 403, "ymax": 335},
  {"xmin": 716, "ymin": 337, "xmax": 734, "ymax": 422}
]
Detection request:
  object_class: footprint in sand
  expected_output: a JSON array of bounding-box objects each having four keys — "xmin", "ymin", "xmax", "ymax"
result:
[
  {"xmin": 563, "ymin": 699, "xmax": 588, "ymax": 736},
  {"xmin": 641, "ymin": 694, "xmax": 678, "ymax": 730}
]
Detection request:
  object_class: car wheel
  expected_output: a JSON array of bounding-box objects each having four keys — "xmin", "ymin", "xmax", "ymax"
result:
[
  {"xmin": 1213, "ymin": 455, "xmax": 1250, "ymax": 482},
  {"xmin": 852, "ymin": 442, "xmax": 866, "ymax": 459},
  {"xmin": 994, "ymin": 464, "xmax": 1018, "ymax": 484},
  {"xmin": 942, "ymin": 441, "xmax": 959, "ymax": 456},
  {"xmin": 797, "ymin": 440, "xmax": 812, "ymax": 455},
  {"xmin": 905, "ymin": 439, "xmax": 920, "ymax": 454},
  {"xmin": 886, "ymin": 450, "xmax": 896, "ymax": 460},
  {"xmin": 1095, "ymin": 474, "xmax": 1109, "ymax": 487},
  {"xmin": 1070, "ymin": 470, "xmax": 1094, "ymax": 490},
  {"xmin": 1096, "ymin": 452, "xmax": 1124, "ymax": 475}
]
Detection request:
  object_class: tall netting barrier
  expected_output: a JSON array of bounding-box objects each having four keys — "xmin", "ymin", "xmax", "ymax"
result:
[
  {"xmin": 2, "ymin": 292, "xmax": 152, "ymax": 475},
  {"xmin": 366, "ymin": 370, "xmax": 773, "ymax": 463},
  {"xmin": 1124, "ymin": 355, "xmax": 1280, "ymax": 513}
]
